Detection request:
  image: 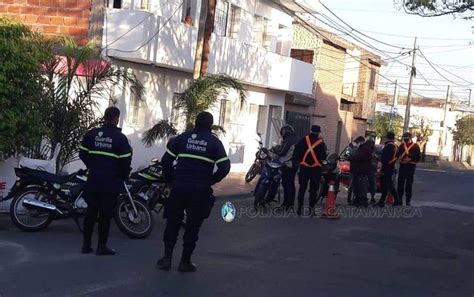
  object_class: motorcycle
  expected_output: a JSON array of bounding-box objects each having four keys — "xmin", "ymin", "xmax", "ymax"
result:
[
  {"xmin": 245, "ymin": 133, "xmax": 268, "ymax": 183},
  {"xmin": 253, "ymin": 147, "xmax": 282, "ymax": 208},
  {"xmin": 2, "ymin": 166, "xmax": 154, "ymax": 239},
  {"xmin": 317, "ymin": 153, "xmax": 342, "ymax": 205},
  {"xmin": 128, "ymin": 158, "xmax": 170, "ymax": 213}
]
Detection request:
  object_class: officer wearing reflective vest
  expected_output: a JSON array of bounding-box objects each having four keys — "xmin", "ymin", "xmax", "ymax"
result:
[
  {"xmin": 157, "ymin": 112, "xmax": 230, "ymax": 272},
  {"xmin": 79, "ymin": 107, "xmax": 132, "ymax": 255},
  {"xmin": 376, "ymin": 131, "xmax": 399, "ymax": 207},
  {"xmin": 396, "ymin": 132, "xmax": 421, "ymax": 206},
  {"xmin": 293, "ymin": 125, "xmax": 327, "ymax": 215}
]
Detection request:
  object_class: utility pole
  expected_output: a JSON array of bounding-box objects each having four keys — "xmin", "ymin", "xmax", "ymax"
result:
[
  {"xmin": 193, "ymin": 0, "xmax": 209, "ymax": 79},
  {"xmin": 442, "ymin": 85, "xmax": 450, "ymax": 157},
  {"xmin": 201, "ymin": 0, "xmax": 216, "ymax": 76},
  {"xmin": 469, "ymin": 88, "xmax": 472, "ymax": 108},
  {"xmin": 192, "ymin": 0, "xmax": 216, "ymax": 78},
  {"xmin": 403, "ymin": 37, "xmax": 417, "ymax": 133},
  {"xmin": 388, "ymin": 80, "xmax": 397, "ymax": 130}
]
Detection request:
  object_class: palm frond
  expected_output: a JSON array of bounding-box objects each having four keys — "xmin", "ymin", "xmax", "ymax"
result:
[
  {"xmin": 211, "ymin": 125, "xmax": 226, "ymax": 135},
  {"xmin": 142, "ymin": 120, "xmax": 178, "ymax": 147}
]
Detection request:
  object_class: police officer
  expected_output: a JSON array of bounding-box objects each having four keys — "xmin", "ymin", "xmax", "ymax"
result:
[
  {"xmin": 396, "ymin": 132, "xmax": 421, "ymax": 206},
  {"xmin": 347, "ymin": 136, "xmax": 375, "ymax": 208},
  {"xmin": 376, "ymin": 131, "xmax": 399, "ymax": 207},
  {"xmin": 275, "ymin": 125, "xmax": 298, "ymax": 209},
  {"xmin": 79, "ymin": 107, "xmax": 132, "ymax": 255},
  {"xmin": 293, "ymin": 125, "xmax": 327, "ymax": 216},
  {"xmin": 157, "ymin": 112, "xmax": 230, "ymax": 272}
]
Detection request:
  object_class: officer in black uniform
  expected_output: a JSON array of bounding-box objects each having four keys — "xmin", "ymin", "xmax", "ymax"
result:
[
  {"xmin": 157, "ymin": 112, "xmax": 231, "ymax": 272},
  {"xmin": 396, "ymin": 132, "xmax": 421, "ymax": 206},
  {"xmin": 267, "ymin": 125, "xmax": 298, "ymax": 209},
  {"xmin": 293, "ymin": 125, "xmax": 327, "ymax": 216},
  {"xmin": 79, "ymin": 107, "xmax": 132, "ymax": 255},
  {"xmin": 376, "ymin": 131, "xmax": 399, "ymax": 207}
]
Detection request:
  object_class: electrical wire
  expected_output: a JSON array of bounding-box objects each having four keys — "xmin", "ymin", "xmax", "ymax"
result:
[
  {"xmin": 102, "ymin": 1, "xmax": 175, "ymax": 50},
  {"xmin": 417, "ymin": 49, "xmax": 473, "ymax": 86},
  {"xmin": 107, "ymin": 1, "xmax": 185, "ymax": 53}
]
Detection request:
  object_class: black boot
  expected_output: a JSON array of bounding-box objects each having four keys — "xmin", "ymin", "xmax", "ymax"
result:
[
  {"xmin": 157, "ymin": 257, "xmax": 172, "ymax": 271},
  {"xmin": 178, "ymin": 260, "xmax": 197, "ymax": 272},
  {"xmin": 297, "ymin": 204, "xmax": 303, "ymax": 216},
  {"xmin": 81, "ymin": 245, "xmax": 93, "ymax": 254},
  {"xmin": 96, "ymin": 245, "xmax": 116, "ymax": 256},
  {"xmin": 157, "ymin": 244, "xmax": 174, "ymax": 270}
]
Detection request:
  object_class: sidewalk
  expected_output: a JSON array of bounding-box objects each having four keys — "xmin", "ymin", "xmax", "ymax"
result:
[
  {"xmin": 213, "ymin": 172, "xmax": 254, "ymax": 199},
  {"xmin": 418, "ymin": 160, "xmax": 473, "ymax": 172}
]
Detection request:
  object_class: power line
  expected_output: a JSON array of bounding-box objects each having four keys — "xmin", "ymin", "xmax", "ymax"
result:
[
  {"xmin": 288, "ymin": 7, "xmax": 430, "ymax": 100},
  {"xmin": 102, "ymin": 1, "xmax": 174, "ymax": 51},
  {"xmin": 417, "ymin": 49, "xmax": 473, "ymax": 87},
  {"xmin": 358, "ymin": 29, "xmax": 474, "ymax": 41},
  {"xmin": 107, "ymin": 1, "xmax": 185, "ymax": 53}
]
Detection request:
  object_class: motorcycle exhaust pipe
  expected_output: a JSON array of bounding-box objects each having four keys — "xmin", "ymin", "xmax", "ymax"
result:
[{"xmin": 23, "ymin": 198, "xmax": 63, "ymax": 215}]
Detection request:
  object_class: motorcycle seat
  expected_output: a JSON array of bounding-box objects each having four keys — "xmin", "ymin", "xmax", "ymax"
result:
[{"xmin": 19, "ymin": 167, "xmax": 77, "ymax": 184}]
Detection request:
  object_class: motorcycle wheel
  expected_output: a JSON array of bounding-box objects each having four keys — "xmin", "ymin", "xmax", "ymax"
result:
[
  {"xmin": 254, "ymin": 182, "xmax": 268, "ymax": 208},
  {"xmin": 245, "ymin": 163, "xmax": 260, "ymax": 183},
  {"xmin": 114, "ymin": 197, "xmax": 154, "ymax": 239},
  {"xmin": 10, "ymin": 186, "xmax": 53, "ymax": 232}
]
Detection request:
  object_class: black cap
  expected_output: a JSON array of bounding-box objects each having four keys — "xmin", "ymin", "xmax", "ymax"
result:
[
  {"xmin": 104, "ymin": 106, "xmax": 120, "ymax": 123},
  {"xmin": 195, "ymin": 111, "xmax": 214, "ymax": 129},
  {"xmin": 354, "ymin": 136, "xmax": 365, "ymax": 143},
  {"xmin": 386, "ymin": 131, "xmax": 395, "ymax": 140},
  {"xmin": 403, "ymin": 132, "xmax": 412, "ymax": 138},
  {"xmin": 311, "ymin": 125, "xmax": 321, "ymax": 133}
]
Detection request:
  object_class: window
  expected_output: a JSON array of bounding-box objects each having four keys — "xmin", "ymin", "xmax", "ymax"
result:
[
  {"xmin": 128, "ymin": 93, "xmax": 143, "ymax": 126},
  {"xmin": 252, "ymin": 15, "xmax": 269, "ymax": 48},
  {"xmin": 291, "ymin": 49, "xmax": 314, "ymax": 64},
  {"xmin": 112, "ymin": 0, "xmax": 121, "ymax": 9},
  {"xmin": 340, "ymin": 99, "xmax": 353, "ymax": 112},
  {"xmin": 219, "ymin": 99, "xmax": 231, "ymax": 128},
  {"xmin": 276, "ymin": 24, "xmax": 288, "ymax": 55},
  {"xmin": 140, "ymin": 0, "xmax": 149, "ymax": 10},
  {"xmin": 214, "ymin": 0, "xmax": 229, "ymax": 37},
  {"xmin": 227, "ymin": 5, "xmax": 240, "ymax": 39},
  {"xmin": 182, "ymin": 0, "xmax": 192, "ymax": 23},
  {"xmin": 369, "ymin": 68, "xmax": 377, "ymax": 90}
]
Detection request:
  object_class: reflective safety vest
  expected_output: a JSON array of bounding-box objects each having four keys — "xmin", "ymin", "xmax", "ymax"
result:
[
  {"xmin": 300, "ymin": 136, "xmax": 323, "ymax": 168},
  {"xmin": 400, "ymin": 142, "xmax": 416, "ymax": 164},
  {"xmin": 386, "ymin": 141, "xmax": 398, "ymax": 165}
]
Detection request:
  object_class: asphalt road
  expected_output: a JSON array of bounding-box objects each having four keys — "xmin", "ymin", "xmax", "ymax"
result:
[{"xmin": 0, "ymin": 168, "xmax": 473, "ymax": 297}]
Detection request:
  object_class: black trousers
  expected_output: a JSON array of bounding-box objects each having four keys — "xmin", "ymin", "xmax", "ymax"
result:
[
  {"xmin": 163, "ymin": 184, "xmax": 214, "ymax": 261},
  {"xmin": 83, "ymin": 192, "xmax": 118, "ymax": 247},
  {"xmin": 398, "ymin": 165, "xmax": 416, "ymax": 204},
  {"xmin": 379, "ymin": 170, "xmax": 398, "ymax": 204},
  {"xmin": 297, "ymin": 166, "xmax": 321, "ymax": 208},
  {"xmin": 367, "ymin": 171, "xmax": 376, "ymax": 198},
  {"xmin": 281, "ymin": 166, "xmax": 297, "ymax": 207},
  {"xmin": 352, "ymin": 173, "xmax": 368, "ymax": 205}
]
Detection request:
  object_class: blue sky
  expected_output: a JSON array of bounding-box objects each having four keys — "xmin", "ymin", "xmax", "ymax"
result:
[{"xmin": 307, "ymin": 0, "xmax": 473, "ymax": 102}]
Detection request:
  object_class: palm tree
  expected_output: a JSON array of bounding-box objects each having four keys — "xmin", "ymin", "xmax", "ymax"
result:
[
  {"xmin": 41, "ymin": 36, "xmax": 143, "ymax": 171},
  {"xmin": 143, "ymin": 74, "xmax": 246, "ymax": 146}
]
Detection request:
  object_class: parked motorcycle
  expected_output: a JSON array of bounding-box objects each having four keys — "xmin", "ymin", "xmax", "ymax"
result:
[
  {"xmin": 245, "ymin": 133, "xmax": 268, "ymax": 183},
  {"xmin": 317, "ymin": 153, "xmax": 342, "ymax": 205},
  {"xmin": 253, "ymin": 147, "xmax": 282, "ymax": 208},
  {"xmin": 128, "ymin": 158, "xmax": 170, "ymax": 213},
  {"xmin": 2, "ymin": 166, "xmax": 154, "ymax": 239}
]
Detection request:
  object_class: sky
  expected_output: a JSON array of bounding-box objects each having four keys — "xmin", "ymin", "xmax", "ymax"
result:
[{"xmin": 304, "ymin": 0, "xmax": 474, "ymax": 104}]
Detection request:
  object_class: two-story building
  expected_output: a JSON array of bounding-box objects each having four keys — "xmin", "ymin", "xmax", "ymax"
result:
[
  {"xmin": 101, "ymin": 0, "xmax": 315, "ymax": 171},
  {"xmin": 289, "ymin": 21, "xmax": 384, "ymax": 153}
]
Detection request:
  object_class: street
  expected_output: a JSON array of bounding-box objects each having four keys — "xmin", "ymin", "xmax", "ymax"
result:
[{"xmin": 0, "ymin": 167, "xmax": 473, "ymax": 297}]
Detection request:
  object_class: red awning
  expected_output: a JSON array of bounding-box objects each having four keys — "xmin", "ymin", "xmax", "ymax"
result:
[{"xmin": 53, "ymin": 55, "xmax": 109, "ymax": 77}]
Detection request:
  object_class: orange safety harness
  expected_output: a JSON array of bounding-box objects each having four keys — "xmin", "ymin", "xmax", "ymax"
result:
[
  {"xmin": 386, "ymin": 141, "xmax": 398, "ymax": 165},
  {"xmin": 300, "ymin": 136, "xmax": 323, "ymax": 168},
  {"xmin": 400, "ymin": 142, "xmax": 417, "ymax": 164}
]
